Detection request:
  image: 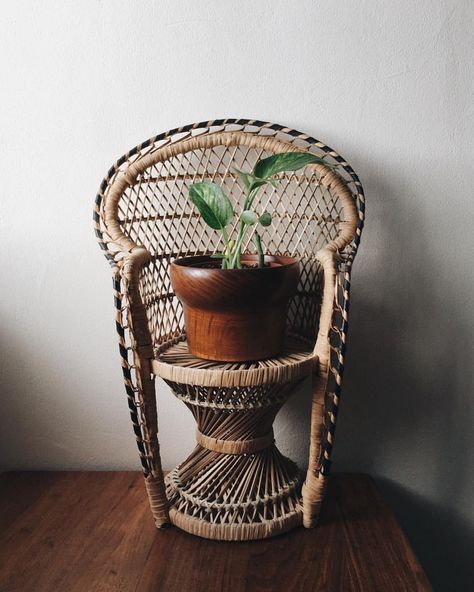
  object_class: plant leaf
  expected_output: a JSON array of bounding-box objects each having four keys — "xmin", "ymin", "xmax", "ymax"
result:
[
  {"xmin": 188, "ymin": 182, "xmax": 233, "ymax": 230},
  {"xmin": 232, "ymin": 167, "xmax": 254, "ymax": 191},
  {"xmin": 253, "ymin": 152, "xmax": 332, "ymax": 179},
  {"xmin": 240, "ymin": 210, "xmax": 258, "ymax": 226},
  {"xmin": 232, "ymin": 167, "xmax": 268, "ymax": 193},
  {"xmin": 249, "ymin": 179, "xmax": 268, "ymax": 193},
  {"xmin": 241, "ymin": 210, "xmax": 258, "ymax": 225},
  {"xmin": 210, "ymin": 253, "xmax": 225, "ymax": 259},
  {"xmin": 259, "ymin": 212, "xmax": 272, "ymax": 227}
]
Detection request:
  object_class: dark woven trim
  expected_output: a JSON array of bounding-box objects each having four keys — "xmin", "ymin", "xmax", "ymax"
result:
[
  {"xmin": 94, "ymin": 119, "xmax": 366, "ymax": 499},
  {"xmin": 114, "ymin": 271, "xmax": 151, "ymax": 476},
  {"xmin": 93, "ymin": 118, "xmax": 365, "ymax": 266}
]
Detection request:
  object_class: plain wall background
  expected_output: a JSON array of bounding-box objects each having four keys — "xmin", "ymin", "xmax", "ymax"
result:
[{"xmin": 1, "ymin": 1, "xmax": 473, "ymax": 589}]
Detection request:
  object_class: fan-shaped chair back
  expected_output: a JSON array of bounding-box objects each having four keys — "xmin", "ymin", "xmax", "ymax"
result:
[{"xmin": 95, "ymin": 120, "xmax": 364, "ymax": 349}]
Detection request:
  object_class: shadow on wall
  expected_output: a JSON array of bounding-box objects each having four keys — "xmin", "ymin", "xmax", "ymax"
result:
[
  {"xmin": 379, "ymin": 476, "xmax": 474, "ymax": 592},
  {"xmin": 336, "ymin": 169, "xmax": 473, "ymax": 591},
  {"xmin": 343, "ymin": 298, "xmax": 473, "ymax": 590},
  {"xmin": 282, "ymin": 166, "xmax": 473, "ymax": 591}
]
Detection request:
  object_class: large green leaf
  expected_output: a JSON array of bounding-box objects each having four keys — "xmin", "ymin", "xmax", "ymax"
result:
[
  {"xmin": 253, "ymin": 152, "xmax": 331, "ymax": 180},
  {"xmin": 188, "ymin": 182, "xmax": 233, "ymax": 230}
]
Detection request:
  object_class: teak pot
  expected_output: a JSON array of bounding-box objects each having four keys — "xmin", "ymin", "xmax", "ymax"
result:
[{"xmin": 170, "ymin": 254, "xmax": 300, "ymax": 362}]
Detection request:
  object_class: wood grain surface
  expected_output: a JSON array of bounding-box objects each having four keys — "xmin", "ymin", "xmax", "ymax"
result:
[{"xmin": 0, "ymin": 472, "xmax": 431, "ymax": 592}]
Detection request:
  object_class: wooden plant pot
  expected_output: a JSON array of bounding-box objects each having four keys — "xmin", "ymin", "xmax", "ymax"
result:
[{"xmin": 170, "ymin": 254, "xmax": 300, "ymax": 362}]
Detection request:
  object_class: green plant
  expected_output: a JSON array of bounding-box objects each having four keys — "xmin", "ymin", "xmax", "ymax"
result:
[{"xmin": 188, "ymin": 152, "xmax": 331, "ymax": 269}]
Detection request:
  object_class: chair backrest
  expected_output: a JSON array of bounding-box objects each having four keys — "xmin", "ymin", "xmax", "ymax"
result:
[{"xmin": 95, "ymin": 119, "xmax": 365, "ymax": 348}]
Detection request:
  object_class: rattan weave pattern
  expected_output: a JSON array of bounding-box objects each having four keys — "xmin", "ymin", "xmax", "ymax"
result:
[
  {"xmin": 152, "ymin": 334, "xmax": 318, "ymax": 388},
  {"xmin": 95, "ymin": 119, "xmax": 365, "ymax": 539}
]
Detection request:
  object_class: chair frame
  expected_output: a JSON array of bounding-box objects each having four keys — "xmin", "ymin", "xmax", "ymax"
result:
[{"xmin": 94, "ymin": 119, "xmax": 365, "ymax": 538}]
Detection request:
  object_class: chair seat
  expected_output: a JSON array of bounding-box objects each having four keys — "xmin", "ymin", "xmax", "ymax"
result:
[{"xmin": 151, "ymin": 334, "xmax": 318, "ymax": 388}]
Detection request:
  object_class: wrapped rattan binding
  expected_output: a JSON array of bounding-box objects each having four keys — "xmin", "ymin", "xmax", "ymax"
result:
[
  {"xmin": 152, "ymin": 334, "xmax": 318, "ymax": 387},
  {"xmin": 95, "ymin": 119, "xmax": 364, "ymax": 540}
]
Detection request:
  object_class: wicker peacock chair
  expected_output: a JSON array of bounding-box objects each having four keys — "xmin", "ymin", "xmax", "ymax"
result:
[{"xmin": 94, "ymin": 119, "xmax": 365, "ymax": 541}]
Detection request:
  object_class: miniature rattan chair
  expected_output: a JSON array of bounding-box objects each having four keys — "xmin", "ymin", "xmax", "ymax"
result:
[{"xmin": 94, "ymin": 119, "xmax": 365, "ymax": 541}]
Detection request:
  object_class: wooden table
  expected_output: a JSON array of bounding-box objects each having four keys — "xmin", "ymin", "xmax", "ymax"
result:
[{"xmin": 0, "ymin": 472, "xmax": 431, "ymax": 591}]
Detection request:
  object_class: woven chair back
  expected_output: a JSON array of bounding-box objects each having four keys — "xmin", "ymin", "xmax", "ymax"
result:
[{"xmin": 95, "ymin": 121, "xmax": 364, "ymax": 348}]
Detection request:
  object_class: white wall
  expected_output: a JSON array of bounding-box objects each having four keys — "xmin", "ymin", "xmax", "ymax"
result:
[{"xmin": 1, "ymin": 1, "xmax": 473, "ymax": 588}]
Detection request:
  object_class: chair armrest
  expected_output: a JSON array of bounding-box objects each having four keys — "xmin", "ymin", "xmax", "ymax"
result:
[
  {"xmin": 313, "ymin": 247, "xmax": 341, "ymax": 368},
  {"xmin": 303, "ymin": 246, "xmax": 353, "ymax": 527},
  {"xmin": 120, "ymin": 246, "xmax": 154, "ymax": 352},
  {"xmin": 114, "ymin": 246, "xmax": 170, "ymax": 526}
]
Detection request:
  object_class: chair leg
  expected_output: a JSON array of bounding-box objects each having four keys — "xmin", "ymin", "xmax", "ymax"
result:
[
  {"xmin": 303, "ymin": 263, "xmax": 353, "ymax": 527},
  {"xmin": 302, "ymin": 371, "xmax": 327, "ymax": 528},
  {"xmin": 137, "ymin": 362, "xmax": 170, "ymax": 528},
  {"xmin": 144, "ymin": 474, "xmax": 169, "ymax": 528},
  {"xmin": 114, "ymin": 268, "xmax": 170, "ymax": 528}
]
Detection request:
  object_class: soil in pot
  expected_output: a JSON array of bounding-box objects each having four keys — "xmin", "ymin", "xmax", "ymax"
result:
[{"xmin": 170, "ymin": 254, "xmax": 300, "ymax": 362}]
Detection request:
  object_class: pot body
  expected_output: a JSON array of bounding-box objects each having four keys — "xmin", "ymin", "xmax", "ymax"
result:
[{"xmin": 170, "ymin": 255, "xmax": 300, "ymax": 362}]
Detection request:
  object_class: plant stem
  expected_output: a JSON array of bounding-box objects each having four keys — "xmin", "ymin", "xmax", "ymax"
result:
[
  {"xmin": 226, "ymin": 184, "xmax": 267, "ymax": 269},
  {"xmin": 254, "ymin": 233, "xmax": 264, "ymax": 268},
  {"xmin": 229, "ymin": 185, "xmax": 261, "ymax": 269},
  {"xmin": 221, "ymin": 226, "xmax": 230, "ymax": 245},
  {"xmin": 221, "ymin": 227, "xmax": 231, "ymax": 269}
]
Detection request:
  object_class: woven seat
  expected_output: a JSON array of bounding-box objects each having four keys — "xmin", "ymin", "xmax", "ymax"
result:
[
  {"xmin": 94, "ymin": 119, "xmax": 365, "ymax": 540},
  {"xmin": 152, "ymin": 334, "xmax": 318, "ymax": 387}
]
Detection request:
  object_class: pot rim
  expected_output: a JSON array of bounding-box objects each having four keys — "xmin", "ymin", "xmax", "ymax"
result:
[{"xmin": 171, "ymin": 254, "xmax": 299, "ymax": 272}]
